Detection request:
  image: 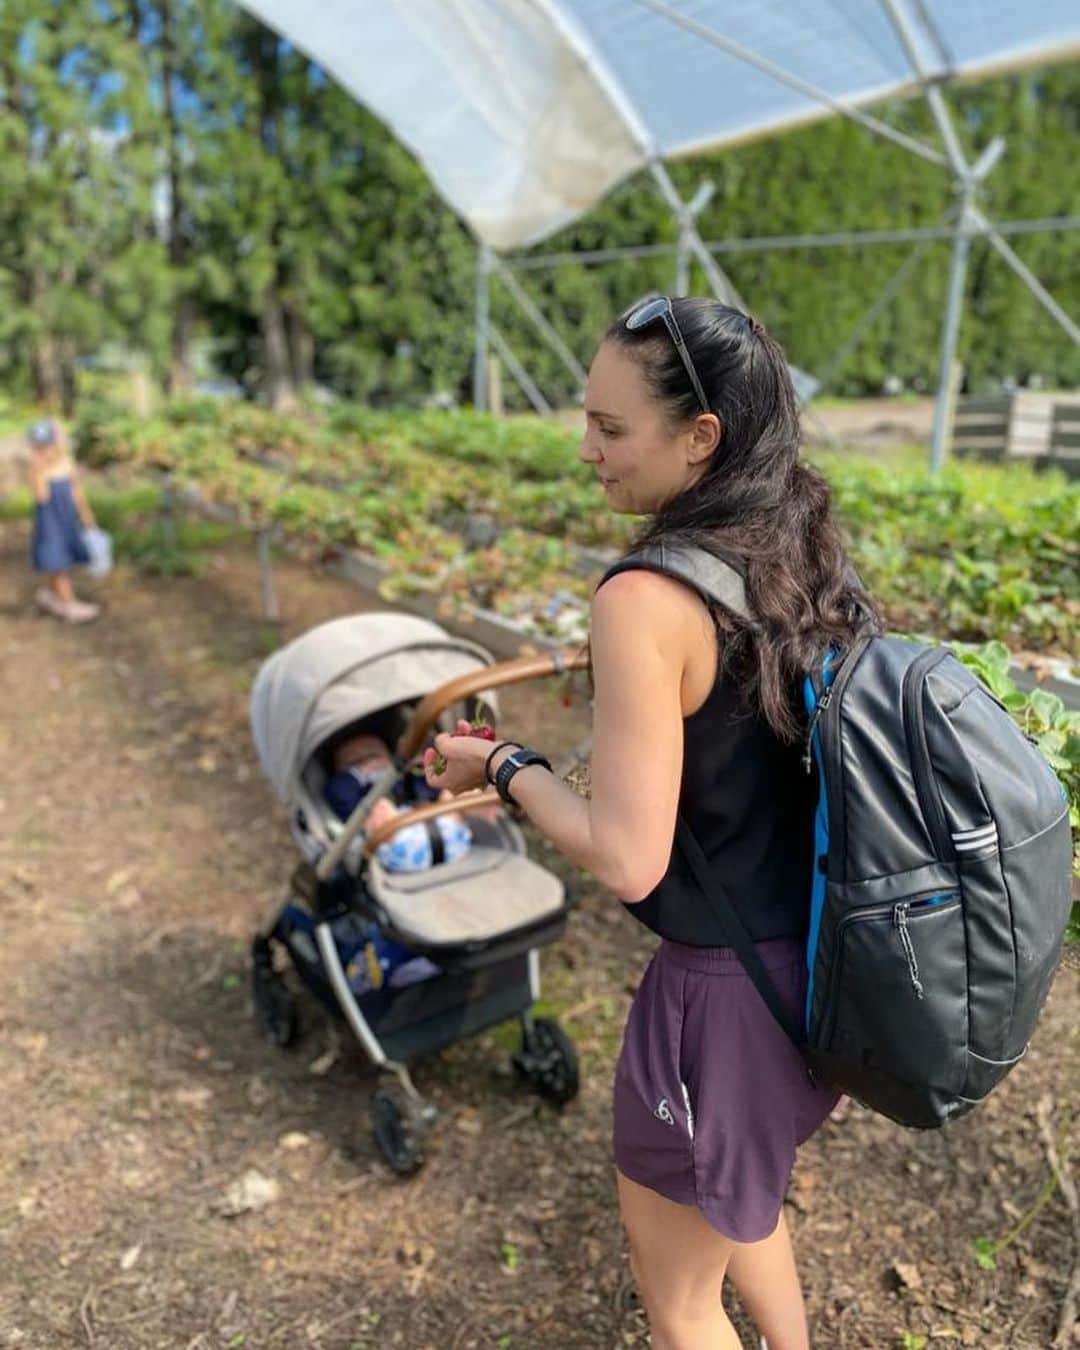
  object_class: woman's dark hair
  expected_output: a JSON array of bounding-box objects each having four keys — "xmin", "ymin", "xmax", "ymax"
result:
[{"xmin": 601, "ymin": 297, "xmax": 882, "ymax": 744}]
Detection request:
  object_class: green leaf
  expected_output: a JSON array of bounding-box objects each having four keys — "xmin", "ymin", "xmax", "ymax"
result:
[
  {"xmin": 1028, "ymin": 689, "xmax": 1067, "ymax": 729},
  {"xmin": 972, "ymin": 1237, "xmax": 997, "ymax": 1270}
]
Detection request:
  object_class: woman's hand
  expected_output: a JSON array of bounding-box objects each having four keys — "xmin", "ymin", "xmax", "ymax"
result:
[{"xmin": 422, "ymin": 719, "xmax": 508, "ymax": 796}]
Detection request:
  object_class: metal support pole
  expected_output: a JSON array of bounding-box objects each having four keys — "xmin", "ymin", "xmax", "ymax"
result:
[
  {"xmin": 489, "ymin": 326, "xmax": 552, "ymax": 415},
  {"xmin": 674, "ymin": 181, "xmax": 714, "ymax": 294},
  {"xmin": 879, "ymin": 0, "xmax": 977, "ymax": 474},
  {"xmin": 473, "ymin": 243, "xmax": 492, "ymax": 411},
  {"xmin": 971, "ymin": 208, "xmax": 1080, "ymax": 346},
  {"xmin": 929, "ymin": 191, "xmax": 975, "ymax": 474},
  {"xmin": 633, "ymin": 0, "xmax": 948, "ymax": 168},
  {"xmin": 510, "ymin": 216, "xmax": 1080, "ymax": 272},
  {"xmin": 877, "ymin": 0, "xmax": 967, "ymax": 176},
  {"xmin": 650, "ymin": 161, "xmax": 743, "ymax": 307},
  {"xmin": 491, "ymin": 257, "xmax": 588, "ymax": 384},
  {"xmin": 675, "ymin": 229, "xmax": 691, "ymax": 296}
]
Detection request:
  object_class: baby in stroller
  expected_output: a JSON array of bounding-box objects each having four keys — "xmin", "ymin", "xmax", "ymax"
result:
[{"xmin": 322, "ymin": 709, "xmax": 473, "ymax": 874}]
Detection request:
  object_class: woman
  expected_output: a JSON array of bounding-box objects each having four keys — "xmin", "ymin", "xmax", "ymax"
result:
[{"xmin": 424, "ymin": 297, "xmax": 880, "ymax": 1350}]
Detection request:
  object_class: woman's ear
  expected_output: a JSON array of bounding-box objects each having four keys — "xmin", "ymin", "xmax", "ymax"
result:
[{"xmin": 687, "ymin": 412, "xmax": 723, "ymax": 465}]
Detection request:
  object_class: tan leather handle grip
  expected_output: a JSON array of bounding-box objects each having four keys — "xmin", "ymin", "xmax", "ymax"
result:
[
  {"xmin": 395, "ymin": 646, "xmax": 590, "ymax": 762},
  {"xmin": 362, "ymin": 788, "xmax": 503, "ymax": 858}
]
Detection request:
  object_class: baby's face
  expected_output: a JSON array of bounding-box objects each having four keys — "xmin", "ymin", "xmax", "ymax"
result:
[{"xmin": 334, "ymin": 732, "xmax": 391, "ymax": 776}]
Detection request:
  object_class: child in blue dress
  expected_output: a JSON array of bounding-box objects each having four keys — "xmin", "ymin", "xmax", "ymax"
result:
[{"xmin": 28, "ymin": 420, "xmax": 100, "ymax": 624}]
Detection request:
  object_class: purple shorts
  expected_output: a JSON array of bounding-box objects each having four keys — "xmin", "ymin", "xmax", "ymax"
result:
[{"xmin": 613, "ymin": 935, "xmax": 840, "ymax": 1242}]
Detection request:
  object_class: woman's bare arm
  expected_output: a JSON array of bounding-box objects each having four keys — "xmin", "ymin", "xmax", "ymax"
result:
[{"xmin": 481, "ymin": 570, "xmax": 688, "ymax": 901}]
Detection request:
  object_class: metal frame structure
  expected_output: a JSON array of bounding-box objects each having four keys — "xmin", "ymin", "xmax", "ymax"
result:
[{"xmin": 472, "ymin": 0, "xmax": 1079, "ymax": 472}]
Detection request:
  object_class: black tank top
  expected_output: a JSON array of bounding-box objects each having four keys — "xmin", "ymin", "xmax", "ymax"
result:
[{"xmin": 617, "ymin": 602, "xmax": 817, "ymax": 946}]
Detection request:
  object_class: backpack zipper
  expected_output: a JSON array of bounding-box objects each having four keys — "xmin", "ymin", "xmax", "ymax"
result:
[
  {"xmin": 803, "ymin": 638, "xmax": 872, "ymax": 884},
  {"xmin": 894, "ymin": 903, "xmax": 924, "ymax": 999},
  {"xmin": 802, "ymin": 685, "xmax": 832, "ymax": 774}
]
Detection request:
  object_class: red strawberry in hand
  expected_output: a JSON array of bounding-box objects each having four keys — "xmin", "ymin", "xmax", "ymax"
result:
[{"xmin": 429, "ymin": 718, "xmax": 495, "ymax": 778}]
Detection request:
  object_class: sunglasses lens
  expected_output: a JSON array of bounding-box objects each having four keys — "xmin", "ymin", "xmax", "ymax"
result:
[{"xmin": 626, "ymin": 297, "xmax": 669, "ymax": 331}]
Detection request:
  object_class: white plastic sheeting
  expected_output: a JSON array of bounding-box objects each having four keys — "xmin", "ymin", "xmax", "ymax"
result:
[{"xmin": 240, "ymin": 0, "xmax": 1079, "ymax": 249}]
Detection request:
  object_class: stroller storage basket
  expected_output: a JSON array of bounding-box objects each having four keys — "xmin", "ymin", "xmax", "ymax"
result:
[{"xmin": 276, "ymin": 906, "xmax": 540, "ymax": 1062}]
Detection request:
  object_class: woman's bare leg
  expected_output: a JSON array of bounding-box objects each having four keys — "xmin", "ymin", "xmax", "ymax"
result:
[
  {"xmin": 726, "ymin": 1210, "xmax": 810, "ymax": 1350},
  {"xmin": 616, "ymin": 1168, "xmax": 743, "ymax": 1350}
]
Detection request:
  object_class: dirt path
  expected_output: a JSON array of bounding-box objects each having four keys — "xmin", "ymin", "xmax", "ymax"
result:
[{"xmin": 0, "ymin": 519, "xmax": 1076, "ymax": 1350}]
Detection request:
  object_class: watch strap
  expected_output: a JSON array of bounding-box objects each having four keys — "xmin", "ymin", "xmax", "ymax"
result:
[
  {"xmin": 484, "ymin": 740, "xmax": 524, "ymax": 786},
  {"xmin": 493, "ymin": 748, "xmax": 552, "ymax": 806}
]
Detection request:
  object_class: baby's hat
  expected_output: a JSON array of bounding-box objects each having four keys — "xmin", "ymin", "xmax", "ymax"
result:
[{"xmin": 28, "ymin": 419, "xmax": 59, "ymax": 447}]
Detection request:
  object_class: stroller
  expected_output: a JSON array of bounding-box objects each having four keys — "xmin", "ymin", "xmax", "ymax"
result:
[{"xmin": 249, "ymin": 611, "xmax": 589, "ymax": 1175}]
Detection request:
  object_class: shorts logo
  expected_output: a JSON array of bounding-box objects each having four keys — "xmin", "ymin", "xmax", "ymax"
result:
[{"xmin": 654, "ymin": 1098, "xmax": 675, "ymax": 1126}]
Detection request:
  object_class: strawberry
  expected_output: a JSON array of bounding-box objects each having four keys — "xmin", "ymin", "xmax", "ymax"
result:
[{"xmin": 429, "ymin": 718, "xmax": 494, "ymax": 777}]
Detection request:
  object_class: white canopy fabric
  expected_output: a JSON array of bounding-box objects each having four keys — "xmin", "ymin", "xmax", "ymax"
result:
[{"xmin": 240, "ymin": 0, "xmax": 1079, "ymax": 250}]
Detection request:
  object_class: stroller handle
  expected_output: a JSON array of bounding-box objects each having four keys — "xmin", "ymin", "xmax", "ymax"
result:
[
  {"xmin": 395, "ymin": 646, "xmax": 591, "ymax": 763},
  {"xmin": 362, "ymin": 787, "xmax": 502, "ymax": 857}
]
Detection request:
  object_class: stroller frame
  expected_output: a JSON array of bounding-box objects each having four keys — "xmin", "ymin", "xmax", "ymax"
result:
[{"xmin": 252, "ymin": 635, "xmax": 590, "ymax": 1175}]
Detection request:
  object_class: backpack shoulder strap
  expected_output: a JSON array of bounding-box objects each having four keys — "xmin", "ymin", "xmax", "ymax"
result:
[
  {"xmin": 597, "ymin": 541, "xmax": 757, "ymax": 627},
  {"xmin": 599, "ymin": 544, "xmax": 808, "ymax": 1050}
]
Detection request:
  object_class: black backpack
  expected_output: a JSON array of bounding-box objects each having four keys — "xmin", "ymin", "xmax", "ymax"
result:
[{"xmin": 614, "ymin": 542, "xmax": 1074, "ymax": 1129}]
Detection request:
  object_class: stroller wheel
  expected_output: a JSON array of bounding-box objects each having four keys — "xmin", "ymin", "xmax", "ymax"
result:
[
  {"xmin": 371, "ymin": 1085, "xmax": 428, "ymax": 1177},
  {"xmin": 252, "ymin": 958, "xmax": 300, "ymax": 1049},
  {"xmin": 512, "ymin": 1016, "xmax": 579, "ymax": 1106}
]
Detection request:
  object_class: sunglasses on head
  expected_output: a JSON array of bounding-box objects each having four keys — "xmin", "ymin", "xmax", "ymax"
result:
[{"xmin": 625, "ymin": 295, "xmax": 711, "ymax": 415}]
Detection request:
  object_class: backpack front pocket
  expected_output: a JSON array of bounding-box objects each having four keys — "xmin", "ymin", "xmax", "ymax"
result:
[{"xmin": 820, "ymin": 892, "xmax": 968, "ymax": 1094}]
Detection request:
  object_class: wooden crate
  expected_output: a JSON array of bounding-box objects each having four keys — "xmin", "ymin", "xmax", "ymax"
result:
[{"xmin": 952, "ymin": 391, "xmax": 1080, "ymax": 476}]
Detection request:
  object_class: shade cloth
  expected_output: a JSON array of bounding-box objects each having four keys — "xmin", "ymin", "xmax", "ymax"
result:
[{"xmin": 239, "ymin": 0, "xmax": 1080, "ymax": 249}]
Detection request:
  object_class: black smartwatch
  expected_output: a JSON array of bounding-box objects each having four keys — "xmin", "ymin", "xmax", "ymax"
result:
[{"xmin": 493, "ymin": 747, "xmax": 552, "ymax": 806}]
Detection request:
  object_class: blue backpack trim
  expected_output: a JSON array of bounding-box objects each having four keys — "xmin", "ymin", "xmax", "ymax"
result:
[{"xmin": 802, "ymin": 646, "xmax": 841, "ymax": 1031}]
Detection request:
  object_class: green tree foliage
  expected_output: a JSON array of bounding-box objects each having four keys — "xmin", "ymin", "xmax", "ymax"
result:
[
  {"xmin": 0, "ymin": 2, "xmax": 1076, "ymax": 409},
  {"xmin": 0, "ymin": 0, "xmax": 166, "ymax": 406}
]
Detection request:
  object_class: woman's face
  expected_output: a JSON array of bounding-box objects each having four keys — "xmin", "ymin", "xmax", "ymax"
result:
[{"xmin": 579, "ymin": 340, "xmax": 720, "ymax": 516}]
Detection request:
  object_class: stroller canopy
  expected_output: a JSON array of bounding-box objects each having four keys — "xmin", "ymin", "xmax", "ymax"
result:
[{"xmin": 251, "ymin": 612, "xmax": 496, "ymax": 805}]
